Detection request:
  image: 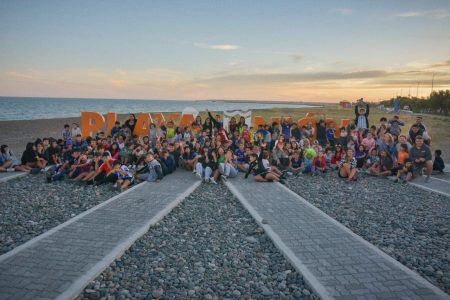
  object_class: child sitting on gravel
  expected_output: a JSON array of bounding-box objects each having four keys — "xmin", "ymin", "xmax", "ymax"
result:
[
  {"xmin": 245, "ymin": 152, "xmax": 285, "ymax": 184},
  {"xmin": 433, "ymin": 150, "xmax": 445, "ymax": 173},
  {"xmin": 302, "ymin": 150, "xmax": 315, "ymax": 175},
  {"xmin": 394, "ymin": 159, "xmax": 413, "ymax": 183},
  {"xmin": 288, "ymin": 151, "xmax": 303, "ymax": 176},
  {"xmin": 369, "ymin": 149, "xmax": 393, "ymax": 177},
  {"xmin": 364, "ymin": 148, "xmax": 379, "ymax": 170},
  {"xmin": 0, "ymin": 145, "xmax": 31, "ymax": 172},
  {"xmin": 112, "ymin": 162, "xmax": 134, "ymax": 190},
  {"xmin": 312, "ymin": 150, "xmax": 327, "ymax": 175}
]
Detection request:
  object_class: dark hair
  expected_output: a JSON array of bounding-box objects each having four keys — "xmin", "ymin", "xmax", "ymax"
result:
[
  {"xmin": 0, "ymin": 145, "xmax": 8, "ymax": 154},
  {"xmin": 380, "ymin": 117, "xmax": 387, "ymax": 122},
  {"xmin": 399, "ymin": 143, "xmax": 409, "ymax": 152},
  {"xmin": 113, "ymin": 161, "xmax": 121, "ymax": 166},
  {"xmin": 435, "ymin": 149, "xmax": 442, "ymax": 156},
  {"xmin": 25, "ymin": 142, "xmax": 34, "ymax": 151}
]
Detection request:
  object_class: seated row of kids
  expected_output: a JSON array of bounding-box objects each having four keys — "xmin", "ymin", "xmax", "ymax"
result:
[{"xmin": 1, "ymin": 108, "xmax": 444, "ymax": 189}]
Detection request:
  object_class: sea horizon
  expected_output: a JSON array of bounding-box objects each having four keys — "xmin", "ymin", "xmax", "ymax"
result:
[{"xmin": 0, "ymin": 96, "xmax": 323, "ymax": 121}]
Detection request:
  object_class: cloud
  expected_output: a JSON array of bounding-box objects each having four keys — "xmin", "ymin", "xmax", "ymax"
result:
[
  {"xmin": 200, "ymin": 70, "xmax": 390, "ymax": 84},
  {"xmin": 194, "ymin": 42, "xmax": 240, "ymax": 50},
  {"xmin": 429, "ymin": 60, "xmax": 450, "ymax": 69},
  {"xmin": 395, "ymin": 9, "xmax": 450, "ymax": 19},
  {"xmin": 395, "ymin": 11, "xmax": 420, "ymax": 17},
  {"xmin": 334, "ymin": 8, "xmax": 354, "ymax": 15}
]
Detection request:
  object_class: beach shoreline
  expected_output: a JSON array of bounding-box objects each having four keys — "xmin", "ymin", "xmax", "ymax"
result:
[{"xmin": 1, "ymin": 106, "xmax": 449, "ymax": 162}]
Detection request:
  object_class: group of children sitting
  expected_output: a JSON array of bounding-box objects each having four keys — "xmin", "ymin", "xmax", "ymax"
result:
[{"xmin": 0, "ymin": 107, "xmax": 445, "ymax": 190}]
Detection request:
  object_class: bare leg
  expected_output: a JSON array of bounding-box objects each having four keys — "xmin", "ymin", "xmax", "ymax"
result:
[
  {"xmin": 14, "ymin": 165, "xmax": 30, "ymax": 172},
  {"xmin": 339, "ymin": 167, "xmax": 348, "ymax": 178},
  {"xmin": 270, "ymin": 166, "xmax": 282, "ymax": 175},
  {"xmin": 121, "ymin": 180, "xmax": 132, "ymax": 189},
  {"xmin": 378, "ymin": 171, "xmax": 391, "ymax": 177},
  {"xmin": 2, "ymin": 161, "xmax": 13, "ymax": 169},
  {"xmin": 213, "ymin": 169, "xmax": 220, "ymax": 181},
  {"xmin": 265, "ymin": 173, "xmax": 279, "ymax": 182},
  {"xmin": 425, "ymin": 160, "xmax": 433, "ymax": 176},
  {"xmin": 254, "ymin": 175, "xmax": 268, "ymax": 182},
  {"xmin": 74, "ymin": 172, "xmax": 88, "ymax": 181},
  {"xmin": 348, "ymin": 168, "xmax": 358, "ymax": 179}
]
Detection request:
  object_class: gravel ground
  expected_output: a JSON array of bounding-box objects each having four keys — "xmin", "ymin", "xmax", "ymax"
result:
[
  {"xmin": 78, "ymin": 183, "xmax": 317, "ymax": 300},
  {"xmin": 0, "ymin": 174, "xmax": 120, "ymax": 255},
  {"xmin": 286, "ymin": 172, "xmax": 450, "ymax": 294}
]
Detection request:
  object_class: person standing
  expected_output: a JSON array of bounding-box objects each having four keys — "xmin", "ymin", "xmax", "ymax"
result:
[{"xmin": 354, "ymin": 99, "xmax": 370, "ymax": 130}]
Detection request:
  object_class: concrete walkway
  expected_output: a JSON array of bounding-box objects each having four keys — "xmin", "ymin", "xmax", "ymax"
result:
[
  {"xmin": 409, "ymin": 175, "xmax": 450, "ymax": 197},
  {"xmin": 0, "ymin": 171, "xmax": 200, "ymax": 300},
  {"xmin": 0, "ymin": 172, "xmax": 27, "ymax": 182},
  {"xmin": 225, "ymin": 175, "xmax": 449, "ymax": 300}
]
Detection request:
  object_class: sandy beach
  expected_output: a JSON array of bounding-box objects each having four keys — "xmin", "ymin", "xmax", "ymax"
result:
[
  {"xmin": 0, "ymin": 117, "xmax": 81, "ymax": 157},
  {"xmin": 1, "ymin": 107, "xmax": 449, "ymax": 162}
]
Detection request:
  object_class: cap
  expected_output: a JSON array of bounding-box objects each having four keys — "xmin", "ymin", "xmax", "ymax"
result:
[{"xmin": 66, "ymin": 140, "xmax": 73, "ymax": 145}]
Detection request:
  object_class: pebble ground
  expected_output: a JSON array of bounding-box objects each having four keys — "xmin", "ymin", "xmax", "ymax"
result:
[
  {"xmin": 286, "ymin": 172, "xmax": 450, "ymax": 294},
  {"xmin": 78, "ymin": 183, "xmax": 316, "ymax": 300}
]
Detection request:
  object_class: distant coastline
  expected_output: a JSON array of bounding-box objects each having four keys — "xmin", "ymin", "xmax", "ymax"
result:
[{"xmin": 0, "ymin": 97, "xmax": 322, "ymax": 121}]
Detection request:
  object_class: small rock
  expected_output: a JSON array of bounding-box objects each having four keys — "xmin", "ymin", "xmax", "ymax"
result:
[
  {"xmin": 245, "ymin": 236, "xmax": 258, "ymax": 243},
  {"xmin": 152, "ymin": 287, "xmax": 164, "ymax": 299}
]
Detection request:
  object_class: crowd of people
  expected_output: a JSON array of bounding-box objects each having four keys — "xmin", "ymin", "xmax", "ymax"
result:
[{"xmin": 0, "ymin": 104, "xmax": 446, "ymax": 190}]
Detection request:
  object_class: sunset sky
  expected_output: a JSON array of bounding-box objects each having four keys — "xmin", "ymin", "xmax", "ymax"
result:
[{"xmin": 1, "ymin": 0, "xmax": 449, "ymax": 102}]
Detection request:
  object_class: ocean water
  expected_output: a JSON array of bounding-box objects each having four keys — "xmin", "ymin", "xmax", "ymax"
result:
[{"xmin": 0, "ymin": 97, "xmax": 317, "ymax": 121}]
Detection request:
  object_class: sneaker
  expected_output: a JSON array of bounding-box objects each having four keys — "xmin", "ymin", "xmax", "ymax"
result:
[
  {"xmin": 221, "ymin": 175, "xmax": 228, "ymax": 182},
  {"xmin": 425, "ymin": 176, "xmax": 431, "ymax": 183},
  {"xmin": 286, "ymin": 171, "xmax": 293, "ymax": 176},
  {"xmin": 6, "ymin": 168, "xmax": 15, "ymax": 172},
  {"xmin": 196, "ymin": 173, "xmax": 203, "ymax": 180},
  {"xmin": 204, "ymin": 177, "xmax": 210, "ymax": 183},
  {"xmin": 46, "ymin": 174, "xmax": 52, "ymax": 183},
  {"xmin": 393, "ymin": 178, "xmax": 399, "ymax": 183},
  {"xmin": 402, "ymin": 179, "xmax": 408, "ymax": 184},
  {"xmin": 279, "ymin": 179, "xmax": 286, "ymax": 185},
  {"xmin": 210, "ymin": 178, "xmax": 217, "ymax": 184}
]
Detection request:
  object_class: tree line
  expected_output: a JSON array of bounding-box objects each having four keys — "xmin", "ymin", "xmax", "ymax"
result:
[{"xmin": 379, "ymin": 90, "xmax": 450, "ymax": 116}]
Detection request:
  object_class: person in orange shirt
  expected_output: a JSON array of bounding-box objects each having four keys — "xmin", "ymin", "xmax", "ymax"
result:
[{"xmin": 397, "ymin": 143, "xmax": 410, "ymax": 167}]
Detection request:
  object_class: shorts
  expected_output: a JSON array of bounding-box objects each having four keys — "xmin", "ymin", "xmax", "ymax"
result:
[{"xmin": 255, "ymin": 171, "xmax": 268, "ymax": 179}]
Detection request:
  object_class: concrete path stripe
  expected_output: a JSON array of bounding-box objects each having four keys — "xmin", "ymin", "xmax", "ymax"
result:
[
  {"xmin": 225, "ymin": 176, "xmax": 449, "ymax": 300},
  {"xmin": 425, "ymin": 175, "xmax": 450, "ymax": 183},
  {"xmin": 0, "ymin": 172, "xmax": 27, "ymax": 182},
  {"xmin": 408, "ymin": 181, "xmax": 450, "ymax": 197},
  {"xmin": 225, "ymin": 181, "xmax": 332, "ymax": 299},
  {"xmin": 0, "ymin": 181, "xmax": 146, "ymax": 263},
  {"xmin": 387, "ymin": 175, "xmax": 450, "ymax": 198},
  {"xmin": 276, "ymin": 183, "xmax": 450, "ymax": 299},
  {"xmin": 57, "ymin": 180, "xmax": 201, "ymax": 300}
]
